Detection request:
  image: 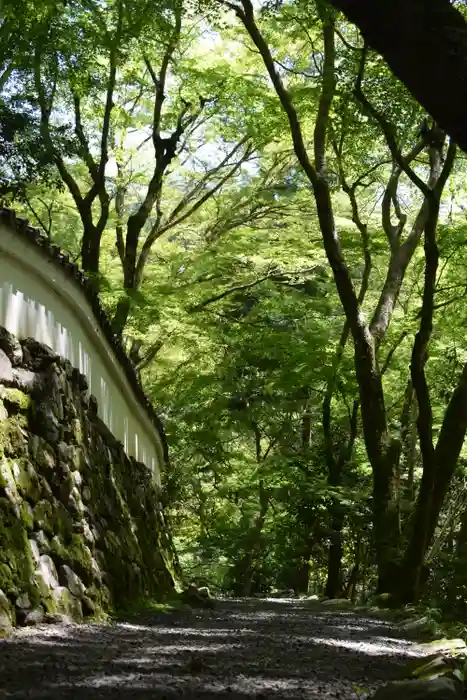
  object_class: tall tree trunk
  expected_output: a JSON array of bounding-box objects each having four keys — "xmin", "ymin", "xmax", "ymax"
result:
[
  {"xmin": 112, "ymin": 297, "xmax": 132, "ymax": 337},
  {"xmin": 235, "ymin": 0, "xmax": 398, "ymax": 589},
  {"xmin": 321, "ymin": 183, "xmax": 370, "ymax": 598},
  {"xmin": 400, "ymin": 381, "xmax": 418, "ymax": 502}
]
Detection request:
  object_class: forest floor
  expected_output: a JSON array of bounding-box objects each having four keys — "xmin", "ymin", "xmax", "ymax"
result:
[{"xmin": 0, "ymin": 598, "xmax": 427, "ymax": 700}]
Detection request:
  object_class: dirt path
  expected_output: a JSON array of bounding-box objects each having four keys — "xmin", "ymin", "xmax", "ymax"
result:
[{"xmin": 0, "ymin": 598, "xmax": 425, "ymax": 699}]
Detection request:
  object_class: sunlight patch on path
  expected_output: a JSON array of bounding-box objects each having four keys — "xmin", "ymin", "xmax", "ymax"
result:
[{"xmin": 309, "ymin": 635, "xmax": 423, "ymax": 657}]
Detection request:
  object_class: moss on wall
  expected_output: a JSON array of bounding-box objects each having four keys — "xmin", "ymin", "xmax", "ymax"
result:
[{"xmin": 0, "ymin": 327, "xmax": 180, "ymax": 634}]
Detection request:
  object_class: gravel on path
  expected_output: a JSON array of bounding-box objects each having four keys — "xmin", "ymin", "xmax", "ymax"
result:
[{"xmin": 0, "ymin": 598, "xmax": 426, "ymax": 700}]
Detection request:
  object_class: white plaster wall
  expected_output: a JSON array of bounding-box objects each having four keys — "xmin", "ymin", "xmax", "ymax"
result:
[{"xmin": 0, "ymin": 223, "xmax": 163, "ymax": 484}]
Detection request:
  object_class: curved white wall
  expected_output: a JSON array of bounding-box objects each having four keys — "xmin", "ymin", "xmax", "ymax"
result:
[{"xmin": 0, "ymin": 222, "xmax": 164, "ymax": 485}]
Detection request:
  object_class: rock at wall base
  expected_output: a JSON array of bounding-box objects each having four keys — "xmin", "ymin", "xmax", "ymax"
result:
[
  {"xmin": 0, "ymin": 350, "xmax": 13, "ymax": 384},
  {"xmin": 44, "ymin": 612, "xmax": 73, "ymax": 626},
  {"xmin": 52, "ymin": 587, "xmax": 83, "ymax": 622},
  {"xmin": 59, "ymin": 565, "xmax": 85, "ymax": 600},
  {"xmin": 0, "ymin": 589, "xmax": 14, "ymax": 637},
  {"xmin": 17, "ymin": 608, "xmax": 44, "ymax": 627}
]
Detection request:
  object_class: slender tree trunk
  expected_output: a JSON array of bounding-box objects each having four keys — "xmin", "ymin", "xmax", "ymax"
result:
[
  {"xmin": 456, "ymin": 506, "xmax": 467, "ymax": 555},
  {"xmin": 238, "ymin": 479, "xmax": 269, "ymax": 596},
  {"xmin": 343, "ymin": 541, "xmax": 361, "ymax": 601},
  {"xmin": 235, "ymin": 424, "xmax": 271, "ymax": 596},
  {"xmin": 325, "ymin": 521, "xmax": 344, "ymax": 598},
  {"xmin": 322, "ymin": 194, "xmax": 369, "ymax": 598},
  {"xmin": 345, "ymin": 564, "xmax": 359, "ymax": 602},
  {"xmin": 401, "ymin": 381, "xmax": 418, "ymax": 502},
  {"xmin": 324, "ymin": 426, "xmax": 347, "ymax": 599}
]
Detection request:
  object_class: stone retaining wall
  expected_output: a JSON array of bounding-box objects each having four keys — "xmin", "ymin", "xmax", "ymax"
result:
[{"xmin": 0, "ymin": 326, "xmax": 179, "ymax": 636}]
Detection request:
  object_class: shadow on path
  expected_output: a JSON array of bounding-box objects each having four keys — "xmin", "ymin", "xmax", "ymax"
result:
[{"xmin": 0, "ymin": 599, "xmax": 424, "ymax": 699}]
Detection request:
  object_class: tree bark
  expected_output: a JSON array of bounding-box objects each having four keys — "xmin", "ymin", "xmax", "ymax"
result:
[
  {"xmin": 325, "ymin": 524, "xmax": 344, "ymax": 598},
  {"xmin": 456, "ymin": 504, "xmax": 467, "ymax": 556},
  {"xmin": 81, "ymin": 222, "xmax": 105, "ymax": 279},
  {"xmin": 343, "ymin": 541, "xmax": 361, "ymax": 602},
  {"xmin": 328, "ymin": 0, "xmax": 467, "ymax": 154},
  {"xmin": 400, "ymin": 380, "xmax": 418, "ymax": 502}
]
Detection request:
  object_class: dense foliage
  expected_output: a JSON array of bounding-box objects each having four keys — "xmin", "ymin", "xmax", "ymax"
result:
[{"xmin": 4, "ymin": 0, "xmax": 467, "ymax": 615}]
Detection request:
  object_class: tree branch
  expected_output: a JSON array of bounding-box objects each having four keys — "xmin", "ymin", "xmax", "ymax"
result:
[
  {"xmin": 72, "ymin": 93, "xmax": 100, "ymax": 182},
  {"xmin": 134, "ymin": 139, "xmax": 253, "ymax": 288},
  {"xmin": 98, "ymin": 14, "xmax": 121, "ymax": 180},
  {"xmin": 354, "ymin": 46, "xmax": 431, "ymax": 197},
  {"xmin": 166, "ymin": 137, "xmax": 250, "ymax": 225},
  {"xmin": 189, "ymin": 273, "xmax": 275, "ymax": 312},
  {"xmin": 314, "ymin": 3, "xmax": 336, "ymax": 177},
  {"xmin": 369, "ymin": 134, "xmax": 455, "ymax": 344},
  {"xmin": 34, "ymin": 45, "xmax": 85, "ymax": 212}
]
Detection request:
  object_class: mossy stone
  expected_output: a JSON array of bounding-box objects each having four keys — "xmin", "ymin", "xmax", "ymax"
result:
[
  {"xmin": 33, "ymin": 554, "xmax": 59, "ymax": 599},
  {"xmin": 19, "ymin": 501, "xmax": 34, "ymax": 531},
  {"xmin": 12, "ymin": 460, "xmax": 42, "ymax": 502},
  {"xmin": 66, "ymin": 535, "xmax": 94, "ymax": 581},
  {"xmin": 0, "ymin": 420, "xmax": 27, "ymax": 459},
  {"xmin": 0, "ymin": 498, "xmax": 35, "ymax": 601},
  {"xmin": 0, "ymin": 326, "xmax": 178, "ymax": 627},
  {"xmin": 72, "ymin": 420, "xmax": 83, "ymax": 444},
  {"xmin": 33, "ymin": 500, "xmax": 55, "ymax": 535},
  {"xmin": 3, "ymin": 389, "xmax": 31, "ymax": 413},
  {"xmin": 38, "ymin": 476, "xmax": 53, "ymax": 500},
  {"xmin": 0, "ymin": 459, "xmax": 16, "ymax": 493},
  {"xmin": 86, "ymin": 583, "xmax": 112, "ymax": 613},
  {"xmin": 0, "ymin": 563, "xmax": 15, "ymax": 597},
  {"xmin": 29, "ymin": 436, "xmax": 56, "ymax": 473},
  {"xmin": 71, "ymin": 447, "xmax": 86, "ymax": 471},
  {"xmin": 53, "ymin": 587, "xmax": 83, "ymax": 621},
  {"xmin": 50, "ymin": 535, "xmax": 66, "ymax": 560},
  {"xmin": 57, "ymin": 473, "xmax": 74, "ymax": 502},
  {"xmin": 53, "ymin": 502, "xmax": 73, "ymax": 539}
]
